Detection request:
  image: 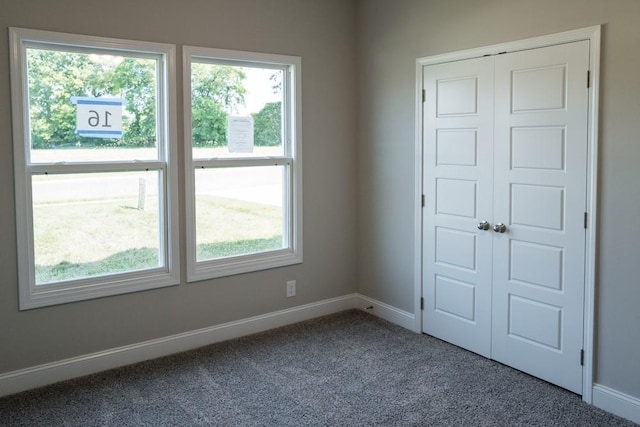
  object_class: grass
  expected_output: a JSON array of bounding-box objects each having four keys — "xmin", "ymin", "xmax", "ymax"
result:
[
  {"xmin": 197, "ymin": 236, "xmax": 283, "ymax": 262},
  {"xmin": 34, "ymin": 195, "xmax": 282, "ymax": 284},
  {"xmin": 36, "ymin": 247, "xmax": 159, "ymax": 284},
  {"xmin": 195, "ymin": 195, "xmax": 283, "ymax": 261}
]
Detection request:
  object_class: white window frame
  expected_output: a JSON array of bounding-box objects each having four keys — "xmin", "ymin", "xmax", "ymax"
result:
[
  {"xmin": 9, "ymin": 28, "xmax": 180, "ymax": 309},
  {"xmin": 183, "ymin": 46, "xmax": 302, "ymax": 282}
]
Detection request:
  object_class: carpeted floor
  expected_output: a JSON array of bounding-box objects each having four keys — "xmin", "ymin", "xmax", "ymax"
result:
[{"xmin": 0, "ymin": 310, "xmax": 636, "ymax": 426}]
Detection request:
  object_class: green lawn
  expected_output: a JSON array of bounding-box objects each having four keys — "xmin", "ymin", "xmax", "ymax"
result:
[{"xmin": 34, "ymin": 195, "xmax": 282, "ymax": 284}]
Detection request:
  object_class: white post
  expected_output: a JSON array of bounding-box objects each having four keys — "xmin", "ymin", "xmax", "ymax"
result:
[{"xmin": 137, "ymin": 177, "xmax": 146, "ymax": 210}]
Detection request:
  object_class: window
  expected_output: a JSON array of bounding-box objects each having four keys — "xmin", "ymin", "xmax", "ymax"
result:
[
  {"xmin": 184, "ymin": 47, "xmax": 302, "ymax": 281},
  {"xmin": 10, "ymin": 28, "xmax": 179, "ymax": 309}
]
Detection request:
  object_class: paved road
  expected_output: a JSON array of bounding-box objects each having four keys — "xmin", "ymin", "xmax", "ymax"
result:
[{"xmin": 33, "ymin": 168, "xmax": 282, "ymax": 207}]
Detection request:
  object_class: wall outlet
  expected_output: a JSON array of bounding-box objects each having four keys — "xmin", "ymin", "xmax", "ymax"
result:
[{"xmin": 286, "ymin": 280, "xmax": 296, "ymax": 298}]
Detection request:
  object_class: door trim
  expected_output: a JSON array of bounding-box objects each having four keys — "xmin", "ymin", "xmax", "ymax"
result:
[{"xmin": 414, "ymin": 26, "xmax": 601, "ymax": 402}]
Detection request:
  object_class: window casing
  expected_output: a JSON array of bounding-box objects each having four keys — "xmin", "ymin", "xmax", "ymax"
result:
[
  {"xmin": 10, "ymin": 28, "xmax": 179, "ymax": 309},
  {"xmin": 183, "ymin": 47, "xmax": 302, "ymax": 282}
]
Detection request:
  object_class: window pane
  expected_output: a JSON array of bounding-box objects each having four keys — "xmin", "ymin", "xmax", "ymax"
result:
[
  {"xmin": 191, "ymin": 63, "xmax": 284, "ymax": 159},
  {"xmin": 26, "ymin": 48, "xmax": 159, "ymax": 163},
  {"xmin": 195, "ymin": 166, "xmax": 285, "ymax": 261},
  {"xmin": 32, "ymin": 171, "xmax": 162, "ymax": 284}
]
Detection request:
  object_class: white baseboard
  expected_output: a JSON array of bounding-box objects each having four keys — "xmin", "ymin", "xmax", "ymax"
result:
[
  {"xmin": 7, "ymin": 294, "xmax": 636, "ymax": 425},
  {"xmin": 0, "ymin": 294, "xmax": 357, "ymax": 398},
  {"xmin": 354, "ymin": 293, "xmax": 416, "ymax": 330},
  {"xmin": 0, "ymin": 293, "xmax": 417, "ymax": 398},
  {"xmin": 592, "ymin": 383, "xmax": 640, "ymax": 424}
]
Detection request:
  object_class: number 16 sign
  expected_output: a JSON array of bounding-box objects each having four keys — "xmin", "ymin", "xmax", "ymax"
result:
[{"xmin": 71, "ymin": 97, "xmax": 126, "ymax": 138}]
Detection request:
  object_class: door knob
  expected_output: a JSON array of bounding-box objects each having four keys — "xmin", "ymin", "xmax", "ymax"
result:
[
  {"xmin": 477, "ymin": 221, "xmax": 490, "ymax": 230},
  {"xmin": 493, "ymin": 223, "xmax": 507, "ymax": 233}
]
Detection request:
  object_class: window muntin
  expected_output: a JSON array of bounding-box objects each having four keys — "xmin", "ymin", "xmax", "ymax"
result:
[
  {"xmin": 185, "ymin": 47, "xmax": 302, "ymax": 281},
  {"xmin": 10, "ymin": 28, "xmax": 179, "ymax": 309}
]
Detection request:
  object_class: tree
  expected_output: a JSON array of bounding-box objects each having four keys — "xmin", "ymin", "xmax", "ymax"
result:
[
  {"xmin": 27, "ymin": 49, "xmax": 158, "ymax": 149},
  {"xmin": 107, "ymin": 58, "xmax": 156, "ymax": 148},
  {"xmin": 191, "ymin": 63, "xmax": 246, "ymax": 147},
  {"xmin": 26, "ymin": 49, "xmax": 249, "ymax": 150},
  {"xmin": 27, "ymin": 49, "xmax": 96, "ymax": 148},
  {"xmin": 252, "ymin": 102, "xmax": 282, "ymax": 147}
]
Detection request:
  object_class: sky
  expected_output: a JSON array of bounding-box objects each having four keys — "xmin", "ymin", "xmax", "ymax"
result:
[{"xmin": 238, "ymin": 66, "xmax": 282, "ymax": 115}]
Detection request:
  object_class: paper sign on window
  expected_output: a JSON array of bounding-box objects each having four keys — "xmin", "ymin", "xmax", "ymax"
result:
[
  {"xmin": 227, "ymin": 116, "xmax": 254, "ymax": 153},
  {"xmin": 71, "ymin": 97, "xmax": 125, "ymax": 138}
]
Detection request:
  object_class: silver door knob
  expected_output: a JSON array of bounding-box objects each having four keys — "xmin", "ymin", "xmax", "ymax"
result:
[
  {"xmin": 477, "ymin": 221, "xmax": 490, "ymax": 230},
  {"xmin": 493, "ymin": 223, "xmax": 507, "ymax": 233}
]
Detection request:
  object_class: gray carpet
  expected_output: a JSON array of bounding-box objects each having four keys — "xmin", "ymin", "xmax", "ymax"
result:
[{"xmin": 0, "ymin": 310, "xmax": 635, "ymax": 426}]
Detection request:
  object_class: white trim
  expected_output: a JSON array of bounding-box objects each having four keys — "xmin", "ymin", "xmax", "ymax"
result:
[
  {"xmin": 592, "ymin": 384, "xmax": 640, "ymax": 424},
  {"xmin": 186, "ymin": 45, "xmax": 299, "ymax": 68},
  {"xmin": 354, "ymin": 294, "xmax": 416, "ymax": 331},
  {"xmin": 416, "ymin": 25, "xmax": 601, "ymax": 66},
  {"xmin": 9, "ymin": 27, "xmax": 178, "ymax": 55},
  {"xmin": 183, "ymin": 45, "xmax": 303, "ymax": 283},
  {"xmin": 413, "ymin": 60, "xmax": 424, "ymax": 334},
  {"xmin": 414, "ymin": 25, "xmax": 600, "ymax": 401},
  {"xmin": 9, "ymin": 27, "xmax": 180, "ymax": 310},
  {"xmin": 0, "ymin": 294, "xmax": 357, "ymax": 398},
  {"xmin": 581, "ymin": 26, "xmax": 601, "ymax": 405}
]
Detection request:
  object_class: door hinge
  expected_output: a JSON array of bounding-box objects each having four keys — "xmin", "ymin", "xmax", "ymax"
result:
[
  {"xmin": 420, "ymin": 297, "xmax": 424, "ymax": 310},
  {"xmin": 421, "ymin": 194, "xmax": 425, "ymax": 207},
  {"xmin": 580, "ymin": 349, "xmax": 584, "ymax": 366},
  {"xmin": 587, "ymin": 70, "xmax": 590, "ymax": 88},
  {"xmin": 422, "ymin": 89, "xmax": 426, "ymax": 103},
  {"xmin": 584, "ymin": 212, "xmax": 588, "ymax": 229}
]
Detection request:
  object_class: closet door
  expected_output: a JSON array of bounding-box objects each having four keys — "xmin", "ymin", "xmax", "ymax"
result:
[
  {"xmin": 421, "ymin": 40, "xmax": 590, "ymax": 394},
  {"xmin": 421, "ymin": 56, "xmax": 494, "ymax": 357},
  {"xmin": 491, "ymin": 41, "xmax": 589, "ymax": 394}
]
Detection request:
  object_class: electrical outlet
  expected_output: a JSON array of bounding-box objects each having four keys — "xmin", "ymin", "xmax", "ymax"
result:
[{"xmin": 286, "ymin": 280, "xmax": 296, "ymax": 297}]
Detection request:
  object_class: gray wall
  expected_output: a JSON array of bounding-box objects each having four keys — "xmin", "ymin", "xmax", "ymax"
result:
[
  {"xmin": 0, "ymin": 0, "xmax": 357, "ymax": 373},
  {"xmin": 2, "ymin": 0, "xmax": 638, "ymax": 406},
  {"xmin": 356, "ymin": 0, "xmax": 640, "ymax": 399}
]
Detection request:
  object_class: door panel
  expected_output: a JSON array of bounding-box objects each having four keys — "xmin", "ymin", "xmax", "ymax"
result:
[
  {"xmin": 436, "ymin": 178, "xmax": 477, "ymax": 218},
  {"xmin": 422, "ymin": 57, "xmax": 494, "ymax": 358},
  {"xmin": 511, "ymin": 127, "xmax": 565, "ymax": 170},
  {"xmin": 510, "ymin": 240, "xmax": 564, "ymax": 290},
  {"xmin": 508, "ymin": 296, "xmax": 562, "ymax": 349},
  {"xmin": 436, "ymin": 77, "xmax": 479, "ymax": 116},
  {"xmin": 436, "ymin": 129, "xmax": 478, "ymax": 166},
  {"xmin": 511, "ymin": 65, "xmax": 567, "ymax": 112},
  {"xmin": 435, "ymin": 275, "xmax": 476, "ymax": 321},
  {"xmin": 511, "ymin": 184, "xmax": 565, "ymax": 230},
  {"xmin": 491, "ymin": 40, "xmax": 589, "ymax": 394}
]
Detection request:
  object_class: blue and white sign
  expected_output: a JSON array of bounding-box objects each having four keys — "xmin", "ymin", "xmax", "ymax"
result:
[{"xmin": 71, "ymin": 97, "xmax": 125, "ymax": 138}]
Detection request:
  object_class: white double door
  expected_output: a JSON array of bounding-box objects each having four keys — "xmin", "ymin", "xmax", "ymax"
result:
[{"xmin": 421, "ymin": 41, "xmax": 589, "ymax": 394}]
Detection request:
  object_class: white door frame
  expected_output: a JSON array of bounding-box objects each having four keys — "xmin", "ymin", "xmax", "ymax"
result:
[{"xmin": 413, "ymin": 26, "xmax": 601, "ymax": 403}]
